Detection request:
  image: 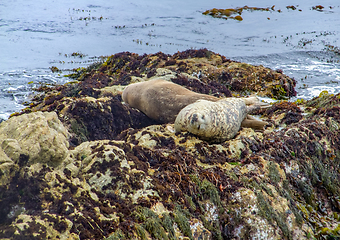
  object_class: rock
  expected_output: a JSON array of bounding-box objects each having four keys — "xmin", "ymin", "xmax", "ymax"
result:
[
  {"xmin": 98, "ymin": 85, "xmax": 126, "ymax": 97},
  {"xmin": 0, "ymin": 149, "xmax": 16, "ymax": 186},
  {"xmin": 1, "ymin": 50, "xmax": 340, "ymax": 239},
  {"xmin": 0, "ymin": 111, "xmax": 69, "ymax": 167}
]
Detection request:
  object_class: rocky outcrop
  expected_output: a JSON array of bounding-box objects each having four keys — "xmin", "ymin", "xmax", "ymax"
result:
[
  {"xmin": 0, "ymin": 111, "xmax": 69, "ymax": 167},
  {"xmin": 1, "ymin": 50, "xmax": 339, "ymax": 239}
]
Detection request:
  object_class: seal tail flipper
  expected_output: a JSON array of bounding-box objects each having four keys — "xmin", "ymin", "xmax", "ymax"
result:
[
  {"xmin": 241, "ymin": 115, "xmax": 268, "ymax": 130},
  {"xmin": 242, "ymin": 96, "xmax": 270, "ymax": 107}
]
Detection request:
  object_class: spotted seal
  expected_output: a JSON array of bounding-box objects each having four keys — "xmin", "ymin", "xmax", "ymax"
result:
[
  {"xmin": 122, "ymin": 79, "xmax": 219, "ymax": 123},
  {"xmin": 174, "ymin": 98, "xmax": 266, "ymax": 143}
]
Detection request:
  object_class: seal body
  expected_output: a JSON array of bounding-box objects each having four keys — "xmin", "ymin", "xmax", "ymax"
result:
[
  {"xmin": 122, "ymin": 79, "xmax": 218, "ymax": 123},
  {"xmin": 174, "ymin": 98, "xmax": 247, "ymax": 142}
]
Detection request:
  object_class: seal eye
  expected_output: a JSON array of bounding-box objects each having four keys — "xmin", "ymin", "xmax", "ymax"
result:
[{"xmin": 191, "ymin": 114, "xmax": 198, "ymax": 124}]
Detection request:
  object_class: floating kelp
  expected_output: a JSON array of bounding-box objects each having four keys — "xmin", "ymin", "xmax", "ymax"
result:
[
  {"xmin": 286, "ymin": 5, "xmax": 298, "ymax": 10},
  {"xmin": 312, "ymin": 5, "xmax": 324, "ymax": 11},
  {"xmin": 203, "ymin": 5, "xmax": 275, "ymax": 21},
  {"xmin": 324, "ymin": 44, "xmax": 340, "ymax": 55},
  {"xmin": 203, "ymin": 5, "xmax": 335, "ymax": 21}
]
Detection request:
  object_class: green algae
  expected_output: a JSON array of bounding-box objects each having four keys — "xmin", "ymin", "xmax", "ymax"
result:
[
  {"xmin": 256, "ymin": 190, "xmax": 291, "ymax": 239},
  {"xmin": 185, "ymin": 194, "xmax": 197, "ymax": 211},
  {"xmin": 200, "ymin": 215, "xmax": 223, "ymax": 240},
  {"xmin": 326, "ymin": 118, "xmax": 340, "ymax": 132},
  {"xmin": 144, "ymin": 218, "xmax": 168, "ymax": 240},
  {"xmin": 290, "ymin": 204, "xmax": 304, "ymax": 226},
  {"xmin": 272, "ymin": 84, "xmax": 288, "ymax": 99},
  {"xmin": 199, "ymin": 179, "xmax": 222, "ymax": 210},
  {"xmin": 174, "ymin": 207, "xmax": 193, "ymax": 240},
  {"xmin": 200, "ymin": 179, "xmax": 219, "ymax": 200},
  {"xmin": 70, "ymin": 118, "xmax": 89, "ymax": 143},
  {"xmin": 105, "ymin": 229, "xmax": 125, "ymax": 240},
  {"xmin": 135, "ymin": 224, "xmax": 147, "ymax": 240},
  {"xmin": 132, "ymin": 206, "xmax": 192, "ymax": 240},
  {"xmin": 305, "ymin": 91, "xmax": 340, "ymax": 109},
  {"xmin": 162, "ymin": 213, "xmax": 177, "ymax": 240},
  {"xmin": 303, "ymin": 155, "xmax": 340, "ymax": 201},
  {"xmin": 267, "ymin": 161, "xmax": 281, "ymax": 183},
  {"xmin": 297, "ymin": 179, "xmax": 315, "ymax": 206},
  {"xmin": 249, "ymin": 175, "xmax": 303, "ymax": 234},
  {"xmin": 133, "ymin": 206, "xmax": 157, "ymax": 222},
  {"xmin": 281, "ymin": 180, "xmax": 304, "ymax": 225},
  {"xmin": 187, "ymin": 176, "xmax": 224, "ymax": 239},
  {"xmin": 260, "ymin": 182, "xmax": 274, "ymax": 197},
  {"xmin": 249, "ymin": 178, "xmax": 260, "ymax": 190},
  {"xmin": 133, "ymin": 207, "xmax": 169, "ymax": 239},
  {"xmin": 228, "ymin": 162, "xmax": 242, "ymax": 166}
]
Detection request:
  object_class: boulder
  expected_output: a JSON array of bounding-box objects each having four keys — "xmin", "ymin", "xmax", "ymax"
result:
[{"xmin": 0, "ymin": 111, "xmax": 69, "ymax": 167}]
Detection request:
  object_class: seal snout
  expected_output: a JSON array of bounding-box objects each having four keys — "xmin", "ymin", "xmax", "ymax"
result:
[{"xmin": 189, "ymin": 113, "xmax": 208, "ymax": 133}]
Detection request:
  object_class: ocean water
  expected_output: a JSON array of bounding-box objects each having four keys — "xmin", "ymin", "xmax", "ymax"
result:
[{"xmin": 1, "ymin": 0, "xmax": 339, "ymax": 120}]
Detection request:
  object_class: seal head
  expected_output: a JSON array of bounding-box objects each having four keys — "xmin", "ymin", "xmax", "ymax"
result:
[{"xmin": 174, "ymin": 98, "xmax": 247, "ymax": 142}]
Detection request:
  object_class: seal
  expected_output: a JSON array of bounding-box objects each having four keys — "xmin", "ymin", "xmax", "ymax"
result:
[
  {"xmin": 122, "ymin": 79, "xmax": 219, "ymax": 123},
  {"xmin": 122, "ymin": 79, "xmax": 267, "ymax": 141},
  {"xmin": 174, "ymin": 98, "xmax": 266, "ymax": 143}
]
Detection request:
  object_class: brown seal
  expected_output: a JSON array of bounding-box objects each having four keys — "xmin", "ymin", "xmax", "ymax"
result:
[{"xmin": 122, "ymin": 79, "xmax": 219, "ymax": 123}]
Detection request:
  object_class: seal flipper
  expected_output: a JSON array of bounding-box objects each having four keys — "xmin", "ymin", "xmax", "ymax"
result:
[{"xmin": 241, "ymin": 115, "xmax": 268, "ymax": 130}]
